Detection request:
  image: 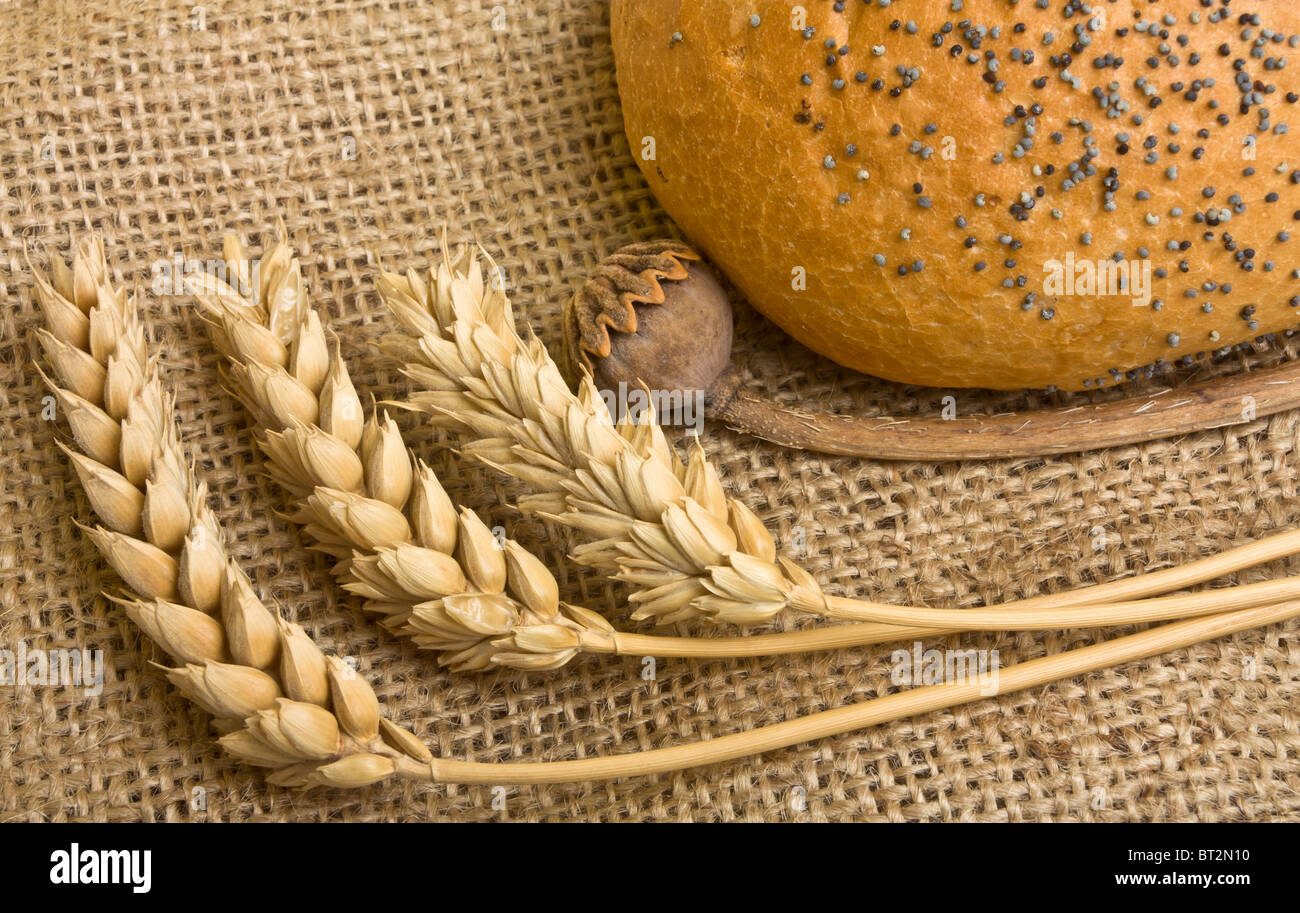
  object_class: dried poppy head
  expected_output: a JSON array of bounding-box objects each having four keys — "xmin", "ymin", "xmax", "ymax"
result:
[{"xmin": 561, "ymin": 241, "xmax": 732, "ymax": 424}]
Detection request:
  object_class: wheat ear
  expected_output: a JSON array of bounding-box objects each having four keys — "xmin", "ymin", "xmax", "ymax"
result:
[
  {"xmin": 377, "ymin": 245, "xmax": 1300, "ymax": 628},
  {"xmin": 186, "ymin": 227, "xmax": 629, "ymax": 672},
  {"xmin": 32, "ymin": 236, "xmax": 431, "ymax": 789}
]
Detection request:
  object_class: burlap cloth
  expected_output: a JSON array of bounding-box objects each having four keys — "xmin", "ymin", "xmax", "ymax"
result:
[{"xmin": 2, "ymin": 0, "xmax": 1298, "ymax": 823}]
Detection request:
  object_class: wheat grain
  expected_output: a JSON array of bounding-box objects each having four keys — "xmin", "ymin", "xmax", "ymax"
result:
[
  {"xmin": 377, "ymin": 245, "xmax": 1300, "ymax": 629},
  {"xmin": 32, "ymin": 235, "xmax": 429, "ymax": 789}
]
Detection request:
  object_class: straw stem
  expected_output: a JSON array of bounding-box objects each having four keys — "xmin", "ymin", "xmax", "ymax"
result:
[{"xmin": 399, "ymin": 600, "xmax": 1298, "ymax": 784}]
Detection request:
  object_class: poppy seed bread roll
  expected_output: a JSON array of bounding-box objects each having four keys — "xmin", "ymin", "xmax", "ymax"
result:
[{"xmin": 611, "ymin": 0, "xmax": 1300, "ymax": 391}]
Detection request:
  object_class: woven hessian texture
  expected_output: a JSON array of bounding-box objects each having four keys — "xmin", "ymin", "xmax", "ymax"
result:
[{"xmin": 2, "ymin": 0, "xmax": 1298, "ymax": 822}]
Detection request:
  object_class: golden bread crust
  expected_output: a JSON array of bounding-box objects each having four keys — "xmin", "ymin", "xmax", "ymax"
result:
[{"xmin": 613, "ymin": 0, "xmax": 1300, "ymax": 390}]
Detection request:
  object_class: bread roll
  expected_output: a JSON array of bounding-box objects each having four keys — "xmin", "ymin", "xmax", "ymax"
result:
[{"xmin": 612, "ymin": 1, "xmax": 1300, "ymax": 391}]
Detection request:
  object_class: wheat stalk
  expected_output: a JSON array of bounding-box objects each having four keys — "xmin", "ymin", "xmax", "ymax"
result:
[
  {"xmin": 31, "ymin": 235, "xmax": 432, "ymax": 789},
  {"xmin": 417, "ymin": 600, "xmax": 1300, "ymax": 783},
  {"xmin": 377, "ymin": 245, "xmax": 1300, "ymax": 629},
  {"xmin": 33, "ymin": 234, "xmax": 1300, "ymax": 789}
]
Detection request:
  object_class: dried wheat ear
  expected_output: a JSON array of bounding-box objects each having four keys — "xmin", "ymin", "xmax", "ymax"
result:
[
  {"xmin": 200, "ymin": 228, "xmax": 1300, "ymax": 669},
  {"xmin": 34, "ymin": 235, "xmax": 1300, "ymax": 788},
  {"xmin": 377, "ymin": 243, "xmax": 1300, "ymax": 630},
  {"xmin": 32, "ymin": 237, "xmax": 434, "ymax": 789},
  {"xmin": 186, "ymin": 226, "xmax": 629, "ymax": 672}
]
